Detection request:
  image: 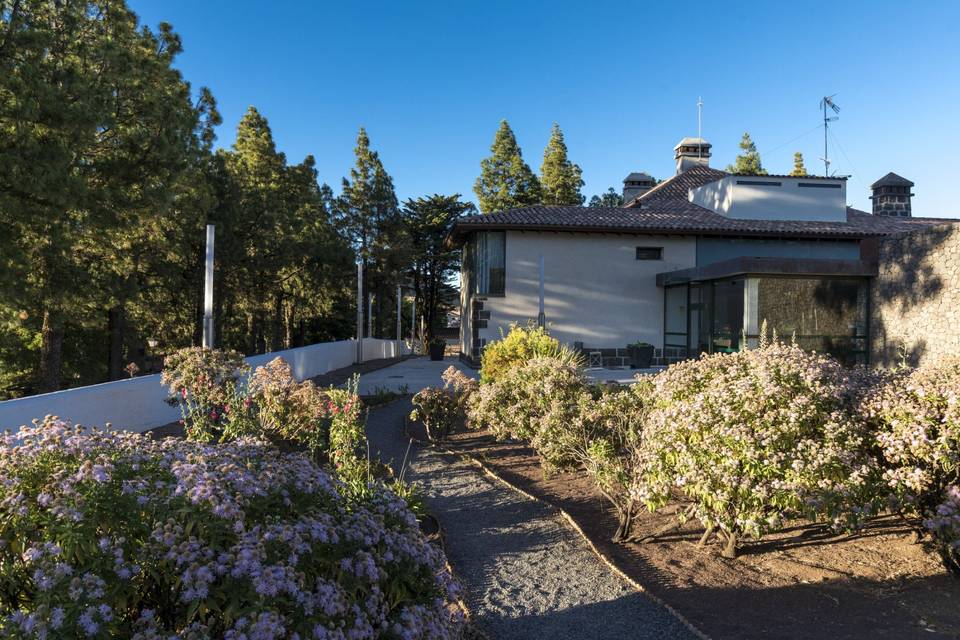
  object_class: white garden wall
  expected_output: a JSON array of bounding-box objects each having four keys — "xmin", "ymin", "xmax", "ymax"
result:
[{"xmin": 0, "ymin": 338, "xmax": 408, "ymax": 434}]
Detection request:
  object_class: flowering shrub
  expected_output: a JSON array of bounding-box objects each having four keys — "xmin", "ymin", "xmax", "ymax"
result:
[
  {"xmin": 247, "ymin": 357, "xmax": 335, "ymax": 458},
  {"xmin": 469, "ymin": 356, "xmax": 587, "ymax": 469},
  {"xmin": 862, "ymin": 357, "xmax": 960, "ymax": 574},
  {"xmin": 634, "ymin": 343, "xmax": 878, "ymax": 558},
  {"xmin": 161, "ymin": 347, "xmax": 255, "ymax": 442},
  {"xmin": 479, "ymin": 323, "xmax": 580, "ymax": 384},
  {"xmin": 0, "ymin": 418, "xmax": 461, "ymax": 638},
  {"xmin": 410, "ymin": 368, "xmax": 477, "ymax": 442}
]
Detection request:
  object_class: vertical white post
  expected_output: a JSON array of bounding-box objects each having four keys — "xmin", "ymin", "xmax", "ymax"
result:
[
  {"xmin": 202, "ymin": 224, "xmax": 215, "ymax": 348},
  {"xmin": 356, "ymin": 262, "xmax": 363, "ymax": 363},
  {"xmin": 396, "ymin": 285, "xmax": 402, "ymax": 351},
  {"xmin": 367, "ymin": 293, "xmax": 373, "ymax": 339},
  {"xmin": 411, "ymin": 297, "xmax": 416, "ymax": 345},
  {"xmin": 537, "ymin": 254, "xmax": 545, "ymax": 329}
]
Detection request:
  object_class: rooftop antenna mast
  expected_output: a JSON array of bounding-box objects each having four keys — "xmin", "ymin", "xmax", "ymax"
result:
[
  {"xmin": 820, "ymin": 94, "xmax": 840, "ymax": 176},
  {"xmin": 697, "ymin": 96, "xmax": 704, "ymax": 158}
]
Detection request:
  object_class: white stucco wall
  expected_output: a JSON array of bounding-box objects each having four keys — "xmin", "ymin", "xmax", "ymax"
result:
[
  {"xmin": 689, "ymin": 176, "xmax": 847, "ymax": 222},
  {"xmin": 0, "ymin": 338, "xmax": 408, "ymax": 434},
  {"xmin": 477, "ymin": 232, "xmax": 697, "ymax": 349}
]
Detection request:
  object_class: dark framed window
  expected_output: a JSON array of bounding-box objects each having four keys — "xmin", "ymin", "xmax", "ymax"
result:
[
  {"xmin": 736, "ymin": 180, "xmax": 782, "ymax": 187},
  {"xmin": 798, "ymin": 182, "xmax": 842, "ymax": 189},
  {"xmin": 471, "ymin": 231, "xmax": 505, "ymax": 296},
  {"xmin": 636, "ymin": 247, "xmax": 663, "ymax": 260}
]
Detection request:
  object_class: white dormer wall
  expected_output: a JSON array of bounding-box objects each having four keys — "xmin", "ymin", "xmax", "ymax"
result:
[{"xmin": 689, "ymin": 176, "xmax": 847, "ymax": 222}]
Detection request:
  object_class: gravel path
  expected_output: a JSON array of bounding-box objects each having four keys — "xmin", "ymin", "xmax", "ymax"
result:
[{"xmin": 366, "ymin": 400, "xmax": 696, "ymax": 640}]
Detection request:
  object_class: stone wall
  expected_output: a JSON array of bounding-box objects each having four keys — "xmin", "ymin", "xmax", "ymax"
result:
[{"xmin": 870, "ymin": 223, "xmax": 960, "ymax": 367}]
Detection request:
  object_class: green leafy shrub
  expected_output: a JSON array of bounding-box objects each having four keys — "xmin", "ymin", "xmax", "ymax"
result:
[
  {"xmin": 161, "ymin": 347, "xmax": 255, "ymax": 442},
  {"xmin": 862, "ymin": 357, "xmax": 960, "ymax": 575},
  {"xmin": 479, "ymin": 323, "xmax": 580, "ymax": 384},
  {"xmin": 634, "ymin": 342, "xmax": 878, "ymax": 557},
  {"xmin": 410, "ymin": 367, "xmax": 477, "ymax": 442},
  {"xmin": 0, "ymin": 418, "xmax": 462, "ymax": 638}
]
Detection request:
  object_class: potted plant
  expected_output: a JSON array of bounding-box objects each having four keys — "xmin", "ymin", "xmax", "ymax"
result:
[
  {"xmin": 427, "ymin": 337, "xmax": 446, "ymax": 361},
  {"xmin": 626, "ymin": 340, "xmax": 654, "ymax": 369}
]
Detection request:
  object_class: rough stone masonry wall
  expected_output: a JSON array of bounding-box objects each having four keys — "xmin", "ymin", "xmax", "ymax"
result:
[{"xmin": 871, "ymin": 223, "xmax": 960, "ymax": 367}]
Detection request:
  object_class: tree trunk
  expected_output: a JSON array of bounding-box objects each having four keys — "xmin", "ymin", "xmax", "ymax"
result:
[
  {"xmin": 107, "ymin": 306, "xmax": 125, "ymax": 380},
  {"xmin": 270, "ymin": 294, "xmax": 284, "ymax": 352},
  {"xmin": 38, "ymin": 309, "xmax": 64, "ymax": 393}
]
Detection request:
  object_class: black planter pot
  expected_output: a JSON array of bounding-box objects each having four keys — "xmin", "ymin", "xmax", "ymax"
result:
[
  {"xmin": 428, "ymin": 342, "xmax": 445, "ymax": 361},
  {"xmin": 627, "ymin": 345, "xmax": 654, "ymax": 369}
]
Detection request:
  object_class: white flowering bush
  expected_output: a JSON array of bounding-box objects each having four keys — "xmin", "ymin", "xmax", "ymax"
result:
[
  {"xmin": 468, "ymin": 356, "xmax": 587, "ymax": 469},
  {"xmin": 634, "ymin": 343, "xmax": 879, "ymax": 558},
  {"xmin": 0, "ymin": 418, "xmax": 462, "ymax": 639},
  {"xmin": 862, "ymin": 357, "xmax": 960, "ymax": 575}
]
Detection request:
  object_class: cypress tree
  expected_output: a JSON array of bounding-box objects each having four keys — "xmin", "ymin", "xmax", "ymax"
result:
[
  {"xmin": 540, "ymin": 123, "xmax": 584, "ymax": 205},
  {"xmin": 790, "ymin": 151, "xmax": 808, "ymax": 177},
  {"xmin": 473, "ymin": 120, "xmax": 541, "ymax": 213},
  {"xmin": 727, "ymin": 132, "xmax": 767, "ymax": 175}
]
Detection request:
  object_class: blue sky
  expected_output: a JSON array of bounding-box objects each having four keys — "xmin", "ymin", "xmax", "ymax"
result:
[{"xmin": 130, "ymin": 0, "xmax": 960, "ymax": 217}]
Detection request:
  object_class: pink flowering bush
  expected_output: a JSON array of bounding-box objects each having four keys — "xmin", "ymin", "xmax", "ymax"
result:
[
  {"xmin": 861, "ymin": 357, "xmax": 960, "ymax": 575},
  {"xmin": 0, "ymin": 418, "xmax": 462, "ymax": 638},
  {"xmin": 409, "ymin": 367, "xmax": 477, "ymax": 442},
  {"xmin": 634, "ymin": 343, "xmax": 879, "ymax": 558},
  {"xmin": 161, "ymin": 347, "xmax": 256, "ymax": 442}
]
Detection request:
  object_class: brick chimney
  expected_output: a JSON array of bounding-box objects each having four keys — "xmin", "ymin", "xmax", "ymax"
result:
[
  {"xmin": 622, "ymin": 172, "xmax": 655, "ymax": 202},
  {"xmin": 674, "ymin": 137, "xmax": 711, "ymax": 174},
  {"xmin": 870, "ymin": 172, "xmax": 913, "ymax": 217}
]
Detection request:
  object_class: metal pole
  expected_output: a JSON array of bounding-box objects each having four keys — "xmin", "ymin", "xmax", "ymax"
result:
[
  {"xmin": 411, "ymin": 297, "xmax": 417, "ymax": 345},
  {"xmin": 396, "ymin": 285, "xmax": 402, "ymax": 345},
  {"xmin": 367, "ymin": 293, "xmax": 373, "ymax": 339},
  {"xmin": 537, "ymin": 254, "xmax": 545, "ymax": 328},
  {"xmin": 356, "ymin": 262, "xmax": 363, "ymax": 363},
  {"xmin": 202, "ymin": 224, "xmax": 215, "ymax": 348}
]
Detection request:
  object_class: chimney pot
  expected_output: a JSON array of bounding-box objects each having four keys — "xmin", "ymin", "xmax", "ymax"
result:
[
  {"xmin": 623, "ymin": 172, "xmax": 656, "ymax": 202},
  {"xmin": 870, "ymin": 172, "xmax": 913, "ymax": 217}
]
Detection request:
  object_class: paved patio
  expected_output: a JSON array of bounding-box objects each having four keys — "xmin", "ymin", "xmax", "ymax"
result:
[{"xmin": 356, "ymin": 356, "xmax": 659, "ymax": 394}]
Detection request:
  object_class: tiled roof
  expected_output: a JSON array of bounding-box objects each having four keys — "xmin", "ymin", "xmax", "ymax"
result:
[
  {"xmin": 450, "ymin": 164, "xmax": 955, "ymax": 242},
  {"xmin": 870, "ymin": 172, "xmax": 914, "ymax": 188}
]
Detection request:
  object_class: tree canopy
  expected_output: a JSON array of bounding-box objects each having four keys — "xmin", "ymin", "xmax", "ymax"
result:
[
  {"xmin": 473, "ymin": 120, "xmax": 541, "ymax": 213},
  {"xmin": 540, "ymin": 123, "xmax": 584, "ymax": 205},
  {"xmin": 790, "ymin": 151, "xmax": 808, "ymax": 177},
  {"xmin": 588, "ymin": 188, "xmax": 624, "ymax": 208},
  {"xmin": 727, "ymin": 132, "xmax": 767, "ymax": 175}
]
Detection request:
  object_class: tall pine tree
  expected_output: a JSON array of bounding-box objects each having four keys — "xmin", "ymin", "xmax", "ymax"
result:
[
  {"xmin": 790, "ymin": 151, "xmax": 808, "ymax": 177},
  {"xmin": 474, "ymin": 120, "xmax": 541, "ymax": 213},
  {"xmin": 726, "ymin": 132, "xmax": 767, "ymax": 175},
  {"xmin": 540, "ymin": 123, "xmax": 584, "ymax": 205}
]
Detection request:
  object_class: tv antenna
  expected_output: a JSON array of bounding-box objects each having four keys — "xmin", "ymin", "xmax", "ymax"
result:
[
  {"xmin": 697, "ymin": 96, "xmax": 704, "ymax": 158},
  {"xmin": 819, "ymin": 94, "xmax": 840, "ymax": 176}
]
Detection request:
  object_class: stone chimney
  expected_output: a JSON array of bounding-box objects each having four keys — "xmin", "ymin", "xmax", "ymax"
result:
[
  {"xmin": 870, "ymin": 172, "xmax": 914, "ymax": 217},
  {"xmin": 674, "ymin": 137, "xmax": 711, "ymax": 174},
  {"xmin": 622, "ymin": 172, "xmax": 655, "ymax": 202}
]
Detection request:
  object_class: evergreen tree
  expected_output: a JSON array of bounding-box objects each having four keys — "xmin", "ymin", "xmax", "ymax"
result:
[
  {"xmin": 401, "ymin": 195, "xmax": 476, "ymax": 339},
  {"xmin": 588, "ymin": 188, "xmax": 624, "ymax": 207},
  {"xmin": 540, "ymin": 123, "xmax": 584, "ymax": 205},
  {"xmin": 726, "ymin": 132, "xmax": 767, "ymax": 175},
  {"xmin": 790, "ymin": 151, "xmax": 808, "ymax": 177},
  {"xmin": 474, "ymin": 120, "xmax": 541, "ymax": 213}
]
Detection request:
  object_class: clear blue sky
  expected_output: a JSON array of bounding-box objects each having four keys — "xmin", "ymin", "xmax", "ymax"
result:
[{"xmin": 130, "ymin": 0, "xmax": 960, "ymax": 217}]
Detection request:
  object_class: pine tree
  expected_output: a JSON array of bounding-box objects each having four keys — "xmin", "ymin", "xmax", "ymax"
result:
[
  {"xmin": 540, "ymin": 123, "xmax": 584, "ymax": 205},
  {"xmin": 474, "ymin": 120, "xmax": 541, "ymax": 213},
  {"xmin": 790, "ymin": 152, "xmax": 808, "ymax": 177},
  {"xmin": 726, "ymin": 132, "xmax": 767, "ymax": 175},
  {"xmin": 588, "ymin": 188, "xmax": 624, "ymax": 207}
]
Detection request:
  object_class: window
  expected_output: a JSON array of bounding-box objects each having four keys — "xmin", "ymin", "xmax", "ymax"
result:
[
  {"xmin": 636, "ymin": 247, "xmax": 663, "ymax": 260},
  {"xmin": 798, "ymin": 182, "xmax": 842, "ymax": 189},
  {"xmin": 471, "ymin": 231, "xmax": 505, "ymax": 296},
  {"xmin": 736, "ymin": 180, "xmax": 782, "ymax": 186}
]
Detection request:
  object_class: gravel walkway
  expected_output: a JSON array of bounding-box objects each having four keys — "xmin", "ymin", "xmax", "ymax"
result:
[{"xmin": 366, "ymin": 400, "xmax": 696, "ymax": 640}]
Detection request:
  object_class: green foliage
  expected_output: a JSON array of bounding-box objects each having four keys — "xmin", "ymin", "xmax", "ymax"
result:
[
  {"xmin": 588, "ymin": 187, "xmax": 625, "ymax": 208},
  {"xmin": 790, "ymin": 151, "xmax": 808, "ymax": 177},
  {"xmin": 409, "ymin": 366, "xmax": 477, "ymax": 441},
  {"xmin": 479, "ymin": 323, "xmax": 581, "ymax": 384},
  {"xmin": 473, "ymin": 120, "xmax": 542, "ymax": 213},
  {"xmin": 726, "ymin": 132, "xmax": 767, "ymax": 175},
  {"xmin": 0, "ymin": 418, "xmax": 461, "ymax": 637},
  {"xmin": 401, "ymin": 194, "xmax": 475, "ymax": 339},
  {"xmin": 539, "ymin": 123, "xmax": 584, "ymax": 205}
]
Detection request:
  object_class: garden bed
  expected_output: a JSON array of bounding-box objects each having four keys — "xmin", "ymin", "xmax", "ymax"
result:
[{"xmin": 439, "ymin": 426, "xmax": 960, "ymax": 640}]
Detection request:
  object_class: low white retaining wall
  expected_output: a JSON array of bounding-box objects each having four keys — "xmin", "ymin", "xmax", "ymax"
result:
[{"xmin": 0, "ymin": 338, "xmax": 409, "ymax": 434}]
